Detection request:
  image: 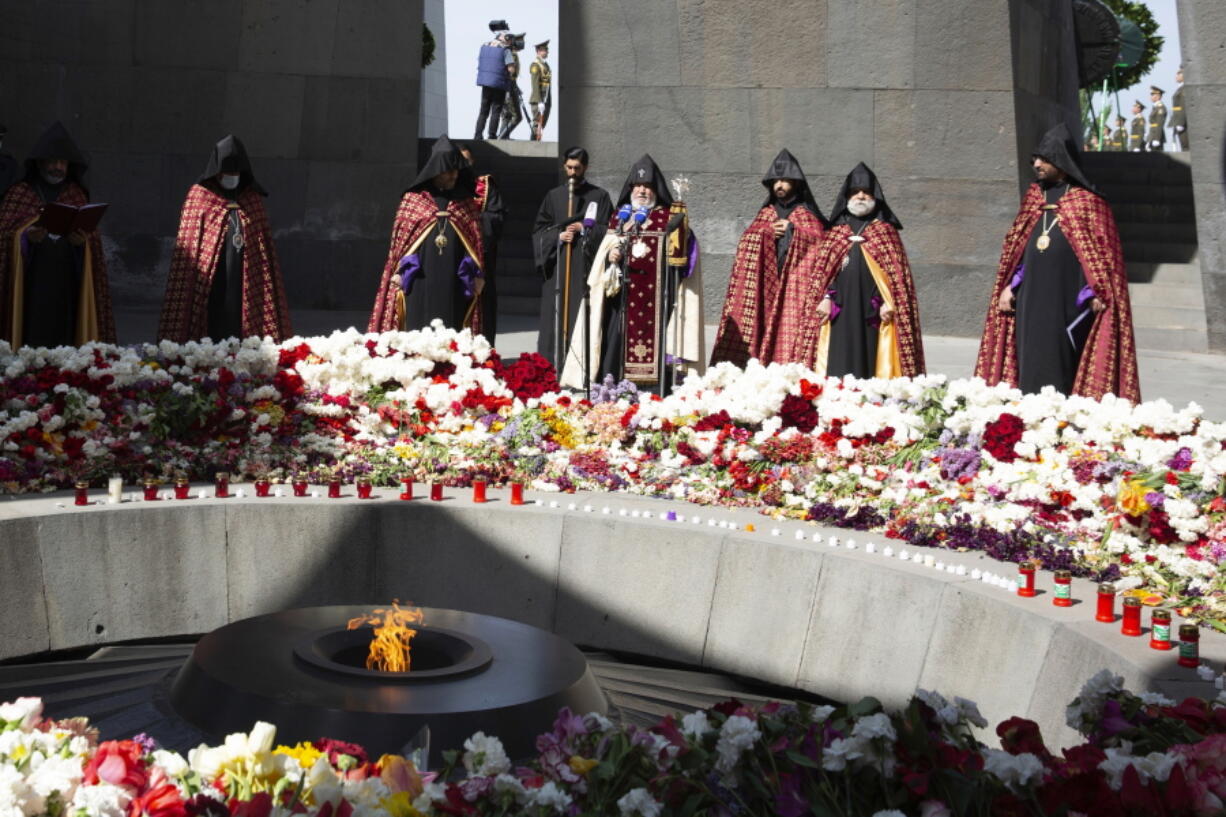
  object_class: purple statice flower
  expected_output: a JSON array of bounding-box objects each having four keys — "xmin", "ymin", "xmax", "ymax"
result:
[
  {"xmin": 131, "ymin": 732, "xmax": 159, "ymax": 754},
  {"xmin": 588, "ymin": 374, "xmax": 640, "ymax": 404},
  {"xmin": 1145, "ymin": 491, "xmax": 1166, "ymax": 510},
  {"xmin": 937, "ymin": 446, "xmax": 981, "ymax": 481},
  {"xmin": 477, "ymin": 413, "xmax": 500, "ymax": 430},
  {"xmin": 1167, "ymin": 447, "xmax": 1193, "ymax": 471}
]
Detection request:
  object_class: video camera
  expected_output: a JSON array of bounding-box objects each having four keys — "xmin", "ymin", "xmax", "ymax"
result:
[{"xmin": 506, "ymin": 32, "xmax": 526, "ymax": 51}]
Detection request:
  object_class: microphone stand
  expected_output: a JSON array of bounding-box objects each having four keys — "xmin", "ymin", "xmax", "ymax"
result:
[
  {"xmin": 619, "ymin": 218, "xmax": 634, "ymax": 388},
  {"xmin": 580, "ymin": 224, "xmax": 591, "ymax": 395}
]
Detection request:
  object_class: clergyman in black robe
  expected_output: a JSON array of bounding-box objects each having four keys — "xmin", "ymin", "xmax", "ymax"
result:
[
  {"xmin": 460, "ymin": 144, "xmax": 506, "ymax": 343},
  {"xmin": 533, "ymin": 146, "xmax": 612, "ymax": 367}
]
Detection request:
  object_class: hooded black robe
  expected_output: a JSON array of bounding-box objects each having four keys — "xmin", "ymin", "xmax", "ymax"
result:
[
  {"xmin": 761, "ymin": 149, "xmax": 826, "ymax": 270},
  {"xmin": 1014, "ymin": 124, "xmax": 1096, "ymax": 394},
  {"xmin": 824, "ymin": 163, "xmax": 902, "ymax": 378},
  {"xmin": 197, "ymin": 135, "xmax": 266, "ymax": 339}
]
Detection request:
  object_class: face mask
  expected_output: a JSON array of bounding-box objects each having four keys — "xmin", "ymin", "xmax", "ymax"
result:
[{"xmin": 219, "ymin": 174, "xmax": 241, "ymax": 190}]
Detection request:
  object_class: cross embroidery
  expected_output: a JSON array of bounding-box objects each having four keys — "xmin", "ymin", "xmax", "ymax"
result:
[{"xmin": 637, "ymin": 168, "xmax": 646, "ymax": 179}]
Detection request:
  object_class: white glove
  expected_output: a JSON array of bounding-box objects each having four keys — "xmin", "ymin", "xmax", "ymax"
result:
[
  {"xmin": 1176, "ymin": 125, "xmax": 1186, "ymax": 133},
  {"xmin": 1150, "ymin": 140, "xmax": 1160, "ymax": 148}
]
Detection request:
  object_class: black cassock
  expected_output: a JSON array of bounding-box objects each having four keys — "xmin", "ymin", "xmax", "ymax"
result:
[
  {"xmin": 533, "ymin": 180, "xmax": 612, "ymax": 367},
  {"xmin": 477, "ymin": 177, "xmax": 506, "ymax": 342},
  {"xmin": 1015, "ymin": 189, "xmax": 1089, "ymax": 395},
  {"xmin": 22, "ymin": 177, "xmax": 82, "ymax": 348},
  {"xmin": 825, "ymin": 215, "xmax": 880, "ymax": 378},
  {"xmin": 406, "ymin": 188, "xmax": 478, "ymax": 332}
]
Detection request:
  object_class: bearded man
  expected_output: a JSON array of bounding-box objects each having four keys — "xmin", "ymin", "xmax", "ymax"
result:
[
  {"xmin": 159, "ymin": 135, "xmax": 291, "ymax": 343},
  {"xmin": 560, "ymin": 154, "xmax": 704, "ymax": 394},
  {"xmin": 784, "ymin": 163, "xmax": 924, "ymax": 378},
  {"xmin": 0, "ymin": 122, "xmax": 114, "ymax": 348},
  {"xmin": 975, "ymin": 123, "xmax": 1139, "ymax": 401},
  {"xmin": 710, "ymin": 149, "xmax": 826, "ymax": 367},
  {"xmin": 368, "ymin": 135, "xmax": 484, "ymax": 334}
]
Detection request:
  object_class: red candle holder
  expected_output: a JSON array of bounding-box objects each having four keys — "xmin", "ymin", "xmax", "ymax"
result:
[
  {"xmin": 174, "ymin": 477, "xmax": 191, "ymax": 500},
  {"xmin": 430, "ymin": 482, "xmax": 444, "ymax": 501},
  {"xmin": 292, "ymin": 477, "xmax": 308, "ymax": 497},
  {"xmin": 1178, "ymin": 624, "xmax": 1200, "ymax": 668},
  {"xmin": 1150, "ymin": 609, "xmax": 1173, "ymax": 650},
  {"xmin": 143, "ymin": 481, "xmax": 160, "ymax": 501},
  {"xmin": 74, "ymin": 481, "xmax": 89, "ymax": 506},
  {"xmin": 1017, "ymin": 561, "xmax": 1037, "ymax": 598},
  {"xmin": 510, "ymin": 482, "xmax": 524, "ymax": 506},
  {"xmin": 214, "ymin": 472, "xmax": 230, "ymax": 499},
  {"xmin": 399, "ymin": 476, "xmax": 414, "ymax": 501},
  {"xmin": 1121, "ymin": 597, "xmax": 1143, "ymax": 636},
  {"xmin": 328, "ymin": 479, "xmax": 342, "ymax": 499},
  {"xmin": 357, "ymin": 478, "xmax": 373, "ymax": 499},
  {"xmin": 254, "ymin": 479, "xmax": 271, "ymax": 498},
  {"xmin": 472, "ymin": 480, "xmax": 487, "ymax": 503},
  {"xmin": 1052, "ymin": 570, "xmax": 1072, "ymax": 607},
  {"xmin": 1096, "ymin": 583, "xmax": 1115, "ymax": 622}
]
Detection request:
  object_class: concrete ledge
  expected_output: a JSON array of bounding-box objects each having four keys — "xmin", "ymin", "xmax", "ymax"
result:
[{"xmin": 1, "ymin": 487, "xmax": 1222, "ymax": 747}]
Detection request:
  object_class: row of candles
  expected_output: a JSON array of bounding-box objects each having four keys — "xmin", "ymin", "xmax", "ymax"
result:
[
  {"xmin": 71, "ymin": 475, "xmax": 526, "ymax": 505},
  {"xmin": 63, "ymin": 477, "xmax": 1208, "ymax": 672}
]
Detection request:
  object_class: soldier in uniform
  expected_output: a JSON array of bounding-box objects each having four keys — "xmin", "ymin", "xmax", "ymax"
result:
[
  {"xmin": 529, "ymin": 40, "xmax": 552, "ymax": 141},
  {"xmin": 1106, "ymin": 116, "xmax": 1127, "ymax": 152},
  {"xmin": 1146, "ymin": 86, "xmax": 1167, "ymax": 152},
  {"xmin": 1128, "ymin": 101, "xmax": 1145, "ymax": 152},
  {"xmin": 1171, "ymin": 69, "xmax": 1188, "ymax": 151}
]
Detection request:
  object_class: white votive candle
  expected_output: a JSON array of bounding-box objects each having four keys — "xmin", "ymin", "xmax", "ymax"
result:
[{"xmin": 108, "ymin": 475, "xmax": 123, "ymax": 503}]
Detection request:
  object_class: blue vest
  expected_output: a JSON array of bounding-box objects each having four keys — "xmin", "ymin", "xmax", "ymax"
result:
[{"xmin": 476, "ymin": 44, "xmax": 510, "ymax": 90}]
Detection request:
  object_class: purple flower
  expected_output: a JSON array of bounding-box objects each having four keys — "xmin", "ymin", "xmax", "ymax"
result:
[
  {"xmin": 1167, "ymin": 447, "xmax": 1193, "ymax": 471},
  {"xmin": 1144, "ymin": 491, "xmax": 1166, "ymax": 509},
  {"xmin": 131, "ymin": 732, "xmax": 159, "ymax": 754}
]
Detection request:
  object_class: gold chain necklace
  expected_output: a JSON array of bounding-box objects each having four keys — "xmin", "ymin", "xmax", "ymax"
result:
[{"xmin": 1036, "ymin": 185, "xmax": 1066, "ymax": 252}]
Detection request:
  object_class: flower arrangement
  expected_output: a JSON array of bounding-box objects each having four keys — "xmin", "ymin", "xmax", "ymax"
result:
[
  {"xmin": 3, "ymin": 325, "xmax": 1226, "ymax": 626},
  {"xmin": 4, "ymin": 670, "xmax": 1225, "ymax": 816}
]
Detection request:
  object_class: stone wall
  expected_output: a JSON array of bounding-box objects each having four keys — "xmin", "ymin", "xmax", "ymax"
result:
[
  {"xmin": 558, "ymin": 0, "xmax": 1080, "ymax": 336},
  {"xmin": 0, "ymin": 0, "xmax": 423, "ymax": 326},
  {"xmin": 1177, "ymin": 1, "xmax": 1226, "ymax": 352}
]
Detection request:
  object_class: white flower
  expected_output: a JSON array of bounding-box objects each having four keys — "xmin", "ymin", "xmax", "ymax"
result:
[
  {"xmin": 821, "ymin": 737, "xmax": 864, "ymax": 771},
  {"xmin": 871, "ymin": 811, "xmax": 908, "ymax": 817},
  {"xmin": 920, "ymin": 801, "xmax": 953, "ymax": 817},
  {"xmin": 617, "ymin": 786, "xmax": 662, "ymax": 817},
  {"xmin": 1098, "ymin": 746, "xmax": 1178, "ymax": 790},
  {"xmin": 983, "ymin": 749, "xmax": 1045, "ymax": 789},
  {"xmin": 1137, "ymin": 691, "xmax": 1176, "ymax": 706},
  {"xmin": 462, "ymin": 732, "xmax": 511, "ymax": 776},
  {"xmin": 851, "ymin": 712, "xmax": 896, "ymax": 743},
  {"xmin": 680, "ymin": 711, "xmax": 711, "ymax": 738},
  {"xmin": 527, "ymin": 780, "xmax": 573, "ymax": 813},
  {"xmin": 714, "ymin": 715, "xmax": 761, "ymax": 774},
  {"xmin": 809, "ymin": 705, "xmax": 836, "ymax": 723},
  {"xmin": 1066, "ymin": 669, "xmax": 1124, "ymax": 730},
  {"xmin": 0, "ymin": 698, "xmax": 43, "ymax": 731},
  {"xmin": 69, "ymin": 780, "xmax": 131, "ymax": 817},
  {"xmin": 954, "ymin": 696, "xmax": 988, "ymax": 728}
]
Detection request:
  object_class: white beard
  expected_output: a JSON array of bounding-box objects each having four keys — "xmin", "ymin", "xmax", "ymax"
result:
[
  {"xmin": 631, "ymin": 192, "xmax": 656, "ymax": 210},
  {"xmin": 847, "ymin": 197, "xmax": 876, "ymax": 218}
]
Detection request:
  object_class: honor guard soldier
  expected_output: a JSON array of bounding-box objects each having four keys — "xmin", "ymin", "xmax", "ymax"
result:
[
  {"xmin": 1171, "ymin": 69, "xmax": 1188, "ymax": 151},
  {"xmin": 529, "ymin": 40, "xmax": 552, "ymax": 141},
  {"xmin": 1128, "ymin": 101, "xmax": 1145, "ymax": 152},
  {"xmin": 1107, "ymin": 116, "xmax": 1127, "ymax": 152},
  {"xmin": 1146, "ymin": 86, "xmax": 1167, "ymax": 151}
]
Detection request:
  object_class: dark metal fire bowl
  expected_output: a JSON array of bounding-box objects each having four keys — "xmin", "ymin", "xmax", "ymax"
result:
[{"xmin": 169, "ymin": 606, "xmax": 606, "ymax": 758}]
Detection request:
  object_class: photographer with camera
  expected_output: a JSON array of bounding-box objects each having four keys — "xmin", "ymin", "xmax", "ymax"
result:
[
  {"xmin": 473, "ymin": 20, "xmax": 514, "ymax": 141},
  {"xmin": 497, "ymin": 32, "xmax": 528, "ymax": 140}
]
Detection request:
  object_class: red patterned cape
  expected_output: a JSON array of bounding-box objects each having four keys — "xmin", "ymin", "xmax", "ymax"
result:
[
  {"xmin": 711, "ymin": 205, "xmax": 824, "ymax": 366},
  {"xmin": 974, "ymin": 184, "xmax": 1140, "ymax": 402},
  {"xmin": 0, "ymin": 180, "xmax": 115, "ymax": 346},
  {"xmin": 368, "ymin": 190, "xmax": 484, "ymax": 333},
  {"xmin": 158, "ymin": 184, "xmax": 291, "ymax": 342},
  {"xmin": 783, "ymin": 220, "xmax": 925, "ymax": 376}
]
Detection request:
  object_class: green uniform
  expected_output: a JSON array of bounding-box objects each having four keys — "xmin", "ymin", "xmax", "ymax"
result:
[
  {"xmin": 529, "ymin": 57, "xmax": 552, "ymax": 140},
  {"xmin": 1146, "ymin": 100, "xmax": 1167, "ymax": 151},
  {"xmin": 1171, "ymin": 86, "xmax": 1188, "ymax": 150},
  {"xmin": 1106, "ymin": 129, "xmax": 1127, "ymax": 151},
  {"xmin": 1129, "ymin": 115, "xmax": 1145, "ymax": 151}
]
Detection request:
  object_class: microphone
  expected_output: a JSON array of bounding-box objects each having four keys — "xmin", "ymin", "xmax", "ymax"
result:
[
  {"xmin": 631, "ymin": 205, "xmax": 648, "ymax": 235},
  {"xmin": 615, "ymin": 203, "xmax": 632, "ymax": 234},
  {"xmin": 582, "ymin": 201, "xmax": 599, "ymax": 230}
]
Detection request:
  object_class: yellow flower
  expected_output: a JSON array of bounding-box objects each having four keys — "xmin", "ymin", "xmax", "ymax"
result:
[
  {"xmin": 275, "ymin": 741, "xmax": 324, "ymax": 768},
  {"xmin": 568, "ymin": 755, "xmax": 599, "ymax": 775},
  {"xmin": 380, "ymin": 791, "xmax": 425, "ymax": 817},
  {"xmin": 392, "ymin": 442, "xmax": 415, "ymax": 460},
  {"xmin": 1117, "ymin": 479, "xmax": 1151, "ymax": 516},
  {"xmin": 491, "ymin": 421, "xmax": 505, "ymax": 432}
]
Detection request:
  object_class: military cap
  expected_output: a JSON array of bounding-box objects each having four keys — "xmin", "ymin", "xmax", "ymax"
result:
[
  {"xmin": 535, "ymin": 39, "xmax": 550, "ymax": 50},
  {"xmin": 1150, "ymin": 85, "xmax": 1165, "ymax": 95}
]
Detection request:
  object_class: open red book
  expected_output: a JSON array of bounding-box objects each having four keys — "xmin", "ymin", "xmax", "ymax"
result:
[{"xmin": 35, "ymin": 202, "xmax": 108, "ymax": 234}]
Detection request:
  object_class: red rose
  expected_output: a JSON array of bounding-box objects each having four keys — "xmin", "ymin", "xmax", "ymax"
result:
[
  {"xmin": 129, "ymin": 783, "xmax": 187, "ymax": 817},
  {"xmin": 83, "ymin": 740, "xmax": 149, "ymax": 791}
]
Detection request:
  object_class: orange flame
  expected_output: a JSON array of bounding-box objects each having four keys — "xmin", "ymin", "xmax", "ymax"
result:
[{"xmin": 346, "ymin": 600, "xmax": 424, "ymax": 672}]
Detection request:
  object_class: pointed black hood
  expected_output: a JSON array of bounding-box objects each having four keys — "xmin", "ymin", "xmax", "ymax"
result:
[
  {"xmin": 23, "ymin": 121, "xmax": 89, "ymax": 188},
  {"xmin": 199, "ymin": 134, "xmax": 267, "ymax": 196},
  {"xmin": 407, "ymin": 134, "xmax": 475, "ymax": 195},
  {"xmin": 829, "ymin": 162, "xmax": 902, "ymax": 229},
  {"xmin": 761, "ymin": 148, "xmax": 824, "ymax": 222},
  {"xmin": 615, "ymin": 154, "xmax": 674, "ymax": 209},
  {"xmin": 1032, "ymin": 123, "xmax": 1096, "ymax": 193}
]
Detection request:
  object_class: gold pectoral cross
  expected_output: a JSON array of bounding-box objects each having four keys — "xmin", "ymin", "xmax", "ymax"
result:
[{"xmin": 434, "ymin": 211, "xmax": 450, "ymax": 254}]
